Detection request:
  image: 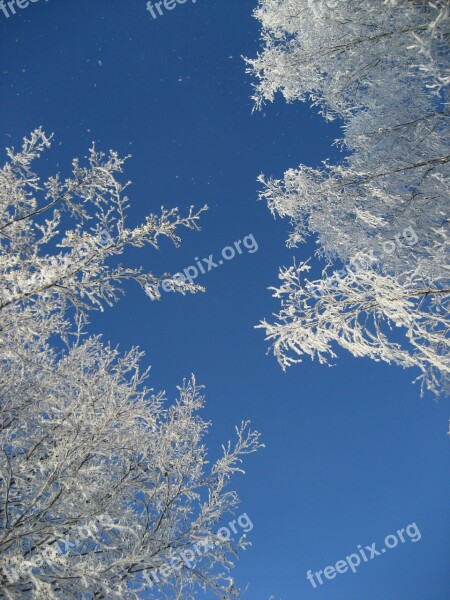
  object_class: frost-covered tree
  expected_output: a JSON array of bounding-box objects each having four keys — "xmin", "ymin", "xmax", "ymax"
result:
[
  {"xmin": 247, "ymin": 0, "xmax": 450, "ymax": 395},
  {"xmin": 0, "ymin": 128, "xmax": 207, "ymax": 314},
  {"xmin": 0, "ymin": 130, "xmax": 262, "ymax": 599}
]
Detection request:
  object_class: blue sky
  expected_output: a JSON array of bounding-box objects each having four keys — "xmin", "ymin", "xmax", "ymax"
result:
[{"xmin": 1, "ymin": 1, "xmax": 449, "ymax": 598}]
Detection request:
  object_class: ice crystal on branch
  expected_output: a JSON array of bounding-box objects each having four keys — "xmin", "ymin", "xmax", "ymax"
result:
[
  {"xmin": 248, "ymin": 0, "xmax": 450, "ymax": 396},
  {"xmin": 0, "ymin": 131, "xmax": 262, "ymax": 599}
]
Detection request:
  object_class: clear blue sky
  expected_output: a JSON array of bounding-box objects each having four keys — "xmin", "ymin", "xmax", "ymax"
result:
[{"xmin": 1, "ymin": 1, "xmax": 449, "ymax": 598}]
